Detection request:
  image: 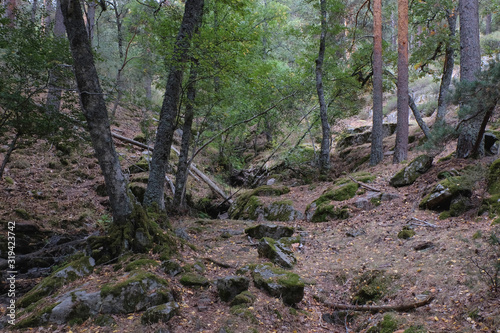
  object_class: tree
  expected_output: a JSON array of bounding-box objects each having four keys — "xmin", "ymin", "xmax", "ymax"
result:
[
  {"xmin": 456, "ymin": 0, "xmax": 482, "ymax": 158},
  {"xmin": 393, "ymin": 0, "xmax": 409, "ymax": 164},
  {"xmin": 316, "ymin": 0, "xmax": 331, "ymax": 174},
  {"xmin": 370, "ymin": 0, "xmax": 384, "ymax": 166},
  {"xmin": 143, "ymin": 0, "xmax": 204, "ymax": 210}
]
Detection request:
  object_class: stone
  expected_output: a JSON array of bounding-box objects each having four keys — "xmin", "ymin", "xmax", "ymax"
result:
[
  {"xmin": 49, "ymin": 290, "xmax": 101, "ymax": 325},
  {"xmin": 141, "ymin": 302, "xmax": 179, "ymax": 324},
  {"xmin": 161, "ymin": 260, "xmax": 183, "ymax": 277},
  {"xmin": 229, "ymin": 291, "xmax": 256, "ymax": 306},
  {"xmin": 257, "ymin": 237, "xmax": 297, "ymax": 268},
  {"xmin": 389, "ymin": 154, "xmax": 433, "ymax": 187},
  {"xmin": 245, "ymin": 224, "xmax": 294, "ymax": 240},
  {"xmin": 251, "ymin": 263, "xmax": 304, "ymax": 305},
  {"xmin": 217, "ymin": 276, "xmax": 250, "ymax": 302},
  {"xmin": 419, "ymin": 176, "xmax": 472, "ymax": 211},
  {"xmin": 179, "ymin": 272, "xmax": 210, "ymax": 287}
]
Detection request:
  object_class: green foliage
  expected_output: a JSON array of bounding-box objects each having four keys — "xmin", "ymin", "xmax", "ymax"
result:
[
  {"xmin": 481, "ymin": 31, "xmax": 500, "ymax": 56},
  {"xmin": 467, "ymin": 227, "xmax": 500, "ymax": 293}
]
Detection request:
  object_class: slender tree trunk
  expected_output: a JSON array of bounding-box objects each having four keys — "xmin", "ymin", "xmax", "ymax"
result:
[
  {"xmin": 436, "ymin": 9, "xmax": 457, "ymax": 125},
  {"xmin": 394, "ymin": 0, "xmax": 409, "ymax": 163},
  {"xmin": 144, "ymin": 0, "xmax": 204, "ymax": 210},
  {"xmin": 0, "ymin": 132, "xmax": 19, "ymax": 179},
  {"xmin": 391, "ymin": 11, "xmax": 397, "ymax": 50},
  {"xmin": 6, "ymin": 0, "xmax": 17, "ymax": 26},
  {"xmin": 370, "ymin": 0, "xmax": 383, "ymax": 166},
  {"xmin": 31, "ymin": 0, "xmax": 38, "ymax": 22},
  {"xmin": 59, "ymin": 0, "xmax": 132, "ymax": 225},
  {"xmin": 85, "ymin": 1, "xmax": 97, "ymax": 43},
  {"xmin": 173, "ymin": 63, "xmax": 197, "ymax": 210},
  {"xmin": 46, "ymin": 0, "xmax": 66, "ymax": 115},
  {"xmin": 408, "ymin": 94, "xmax": 431, "ymax": 138},
  {"xmin": 485, "ymin": 13, "xmax": 492, "ymax": 35},
  {"xmin": 44, "ymin": 0, "xmax": 53, "ymax": 28},
  {"xmin": 316, "ymin": 0, "xmax": 331, "ymax": 173},
  {"xmin": 456, "ymin": 0, "xmax": 482, "ymax": 158}
]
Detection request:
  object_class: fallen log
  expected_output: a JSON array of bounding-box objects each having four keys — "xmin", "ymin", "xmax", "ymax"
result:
[
  {"xmin": 111, "ymin": 132, "xmax": 232, "ymax": 203},
  {"xmin": 324, "ymin": 295, "xmax": 434, "ymax": 313}
]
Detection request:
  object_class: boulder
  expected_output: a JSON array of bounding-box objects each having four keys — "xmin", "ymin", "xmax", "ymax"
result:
[
  {"xmin": 305, "ymin": 202, "xmax": 349, "ymax": 222},
  {"xmin": 245, "ymin": 224, "xmax": 294, "ymax": 240},
  {"xmin": 141, "ymin": 301, "xmax": 179, "ymax": 324},
  {"xmin": 179, "ymin": 272, "xmax": 210, "ymax": 287},
  {"xmin": 251, "ymin": 263, "xmax": 304, "ymax": 305},
  {"xmin": 419, "ymin": 176, "xmax": 472, "ymax": 211},
  {"xmin": 336, "ymin": 123, "xmax": 397, "ymax": 150},
  {"xmin": 266, "ymin": 200, "xmax": 303, "ymax": 221},
  {"xmin": 354, "ymin": 191, "xmax": 399, "ymax": 210},
  {"xmin": 229, "ymin": 291, "xmax": 256, "ymax": 306},
  {"xmin": 217, "ymin": 276, "xmax": 250, "ymax": 302},
  {"xmin": 257, "ymin": 237, "xmax": 298, "ymax": 268},
  {"xmin": 49, "ymin": 290, "xmax": 101, "ymax": 325},
  {"xmin": 389, "ymin": 154, "xmax": 433, "ymax": 187},
  {"xmin": 100, "ymin": 272, "xmax": 172, "ymax": 313}
]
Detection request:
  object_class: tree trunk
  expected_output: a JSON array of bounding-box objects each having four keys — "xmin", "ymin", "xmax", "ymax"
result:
[
  {"xmin": 59, "ymin": 0, "xmax": 132, "ymax": 225},
  {"xmin": 316, "ymin": 0, "xmax": 331, "ymax": 174},
  {"xmin": 409, "ymin": 94, "xmax": 431, "ymax": 138},
  {"xmin": 456, "ymin": 0, "xmax": 482, "ymax": 158},
  {"xmin": 144, "ymin": 0, "xmax": 205, "ymax": 210},
  {"xmin": 85, "ymin": 1, "xmax": 97, "ymax": 43},
  {"xmin": 370, "ymin": 0, "xmax": 383, "ymax": 166},
  {"xmin": 394, "ymin": 0, "xmax": 409, "ymax": 164},
  {"xmin": 6, "ymin": 0, "xmax": 17, "ymax": 26},
  {"xmin": 173, "ymin": 63, "xmax": 197, "ymax": 210},
  {"xmin": 485, "ymin": 13, "xmax": 492, "ymax": 35},
  {"xmin": 45, "ymin": 0, "xmax": 66, "ymax": 115},
  {"xmin": 436, "ymin": 9, "xmax": 457, "ymax": 125}
]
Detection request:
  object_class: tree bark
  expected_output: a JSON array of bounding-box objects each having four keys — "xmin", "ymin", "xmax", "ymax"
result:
[
  {"xmin": 173, "ymin": 62, "xmax": 197, "ymax": 210},
  {"xmin": 370, "ymin": 0, "xmax": 383, "ymax": 166},
  {"xmin": 409, "ymin": 94, "xmax": 431, "ymax": 138},
  {"xmin": 485, "ymin": 13, "xmax": 492, "ymax": 35},
  {"xmin": 316, "ymin": 0, "xmax": 331, "ymax": 174},
  {"xmin": 436, "ymin": 9, "xmax": 457, "ymax": 125},
  {"xmin": 456, "ymin": 0, "xmax": 482, "ymax": 158},
  {"xmin": 394, "ymin": 0, "xmax": 409, "ymax": 163},
  {"xmin": 45, "ymin": 0, "xmax": 66, "ymax": 115},
  {"xmin": 59, "ymin": 0, "xmax": 132, "ymax": 225},
  {"xmin": 144, "ymin": 0, "xmax": 204, "ymax": 210}
]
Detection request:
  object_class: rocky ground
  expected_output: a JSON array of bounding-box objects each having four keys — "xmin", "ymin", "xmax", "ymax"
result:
[{"xmin": 1, "ymin": 109, "xmax": 500, "ymax": 332}]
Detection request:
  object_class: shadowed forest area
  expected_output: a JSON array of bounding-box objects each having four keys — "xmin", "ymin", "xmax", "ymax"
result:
[{"xmin": 1, "ymin": 0, "xmax": 500, "ymax": 332}]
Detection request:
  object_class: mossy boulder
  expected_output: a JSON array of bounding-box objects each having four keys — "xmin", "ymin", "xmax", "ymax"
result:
[
  {"xmin": 217, "ymin": 276, "xmax": 250, "ymax": 302},
  {"xmin": 257, "ymin": 237, "xmax": 298, "ymax": 268},
  {"xmin": 390, "ymin": 154, "xmax": 433, "ymax": 188},
  {"xmin": 161, "ymin": 260, "xmax": 183, "ymax": 276},
  {"xmin": 124, "ymin": 258, "xmax": 159, "ymax": 272},
  {"xmin": 49, "ymin": 290, "xmax": 101, "ymax": 325},
  {"xmin": 129, "ymin": 182, "xmax": 147, "ymax": 203},
  {"xmin": 128, "ymin": 157, "xmax": 150, "ymax": 174},
  {"xmin": 366, "ymin": 314, "xmax": 399, "ymax": 333},
  {"xmin": 306, "ymin": 203, "xmax": 350, "ymax": 222},
  {"xmin": 100, "ymin": 271, "xmax": 171, "ymax": 313},
  {"xmin": 251, "ymin": 263, "xmax": 305, "ymax": 305},
  {"xmin": 487, "ymin": 159, "xmax": 500, "ymax": 195},
  {"xmin": 18, "ymin": 256, "xmax": 95, "ymax": 308},
  {"xmin": 397, "ymin": 226, "xmax": 416, "ymax": 239},
  {"xmin": 266, "ymin": 200, "xmax": 303, "ymax": 221},
  {"xmin": 179, "ymin": 272, "xmax": 210, "ymax": 287},
  {"xmin": 230, "ymin": 291, "xmax": 256, "ymax": 306},
  {"xmin": 351, "ymin": 270, "xmax": 398, "ymax": 305},
  {"xmin": 245, "ymin": 224, "xmax": 294, "ymax": 240},
  {"xmin": 419, "ymin": 176, "xmax": 472, "ymax": 211},
  {"xmin": 141, "ymin": 301, "xmax": 179, "ymax": 324}
]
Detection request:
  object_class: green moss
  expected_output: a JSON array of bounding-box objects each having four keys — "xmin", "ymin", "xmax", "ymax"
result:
[
  {"xmin": 439, "ymin": 211, "xmax": 451, "ymax": 220},
  {"xmin": 179, "ymin": 272, "xmax": 209, "ymax": 287},
  {"xmin": 367, "ymin": 314, "xmax": 399, "ymax": 333},
  {"xmin": 488, "ymin": 159, "xmax": 500, "ymax": 195},
  {"xmin": 125, "ymin": 259, "xmax": 159, "ymax": 272},
  {"xmin": 229, "ymin": 305, "xmax": 258, "ymax": 324},
  {"xmin": 4, "ymin": 176, "xmax": 14, "ymax": 184},
  {"xmin": 352, "ymin": 270, "xmax": 398, "ymax": 305},
  {"xmin": 94, "ymin": 314, "xmax": 116, "ymax": 327},
  {"xmin": 101, "ymin": 271, "xmax": 168, "ymax": 299},
  {"xmin": 14, "ymin": 208, "xmax": 31, "ymax": 219},
  {"xmin": 230, "ymin": 291, "xmax": 256, "ymax": 306},
  {"xmin": 403, "ymin": 325, "xmax": 427, "ymax": 333},
  {"xmin": 15, "ymin": 303, "xmax": 58, "ymax": 328},
  {"xmin": 419, "ymin": 176, "xmax": 472, "ymax": 209},
  {"xmin": 310, "ymin": 204, "xmax": 349, "ymax": 222},
  {"xmin": 397, "ymin": 226, "xmax": 416, "ymax": 239}
]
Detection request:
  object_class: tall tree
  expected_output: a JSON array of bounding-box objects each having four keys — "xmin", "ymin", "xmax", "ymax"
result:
[
  {"xmin": 59, "ymin": 0, "xmax": 132, "ymax": 224},
  {"xmin": 456, "ymin": 0, "xmax": 482, "ymax": 158},
  {"xmin": 394, "ymin": 0, "xmax": 409, "ymax": 164},
  {"xmin": 316, "ymin": 0, "xmax": 331, "ymax": 173},
  {"xmin": 370, "ymin": 0, "xmax": 383, "ymax": 166},
  {"xmin": 143, "ymin": 0, "xmax": 204, "ymax": 210}
]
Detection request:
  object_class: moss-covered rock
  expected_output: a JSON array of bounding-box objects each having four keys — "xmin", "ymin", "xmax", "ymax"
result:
[
  {"xmin": 18, "ymin": 256, "xmax": 95, "ymax": 308},
  {"xmin": 487, "ymin": 159, "xmax": 500, "ymax": 195},
  {"xmin": 266, "ymin": 200, "xmax": 303, "ymax": 221},
  {"xmin": 351, "ymin": 270, "xmax": 398, "ymax": 305},
  {"xmin": 306, "ymin": 203, "xmax": 350, "ymax": 222},
  {"xmin": 179, "ymin": 272, "xmax": 210, "ymax": 287},
  {"xmin": 245, "ymin": 224, "xmax": 294, "ymax": 240},
  {"xmin": 128, "ymin": 157, "xmax": 150, "ymax": 174},
  {"xmin": 124, "ymin": 258, "xmax": 159, "ymax": 272},
  {"xmin": 390, "ymin": 154, "xmax": 433, "ymax": 188},
  {"xmin": 367, "ymin": 314, "xmax": 399, "ymax": 333},
  {"xmin": 217, "ymin": 276, "xmax": 250, "ymax": 302},
  {"xmin": 397, "ymin": 226, "xmax": 416, "ymax": 239},
  {"xmin": 100, "ymin": 271, "xmax": 171, "ymax": 313},
  {"xmin": 161, "ymin": 260, "xmax": 183, "ymax": 276},
  {"xmin": 251, "ymin": 263, "xmax": 305, "ymax": 305},
  {"xmin": 257, "ymin": 237, "xmax": 297, "ymax": 268},
  {"xmin": 419, "ymin": 176, "xmax": 473, "ymax": 211},
  {"xmin": 141, "ymin": 301, "xmax": 179, "ymax": 324},
  {"xmin": 230, "ymin": 291, "xmax": 256, "ymax": 306}
]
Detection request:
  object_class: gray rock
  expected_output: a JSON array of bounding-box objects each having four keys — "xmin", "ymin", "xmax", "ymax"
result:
[
  {"xmin": 161, "ymin": 260, "xmax": 183, "ymax": 276},
  {"xmin": 257, "ymin": 237, "xmax": 297, "ymax": 268},
  {"xmin": 141, "ymin": 301, "xmax": 179, "ymax": 324},
  {"xmin": 251, "ymin": 263, "xmax": 304, "ymax": 305},
  {"xmin": 390, "ymin": 154, "xmax": 433, "ymax": 187},
  {"xmin": 419, "ymin": 176, "xmax": 472, "ymax": 211},
  {"xmin": 217, "ymin": 276, "xmax": 250, "ymax": 302},
  {"xmin": 49, "ymin": 290, "xmax": 101, "ymax": 324},
  {"xmin": 245, "ymin": 224, "xmax": 294, "ymax": 240}
]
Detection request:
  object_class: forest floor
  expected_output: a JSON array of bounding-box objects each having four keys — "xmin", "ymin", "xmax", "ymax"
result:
[{"xmin": 1, "ymin": 107, "xmax": 500, "ymax": 333}]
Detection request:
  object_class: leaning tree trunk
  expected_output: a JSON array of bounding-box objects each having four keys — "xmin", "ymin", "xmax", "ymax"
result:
[
  {"xmin": 435, "ymin": 9, "xmax": 457, "ymax": 125},
  {"xmin": 370, "ymin": 0, "xmax": 384, "ymax": 166},
  {"xmin": 315, "ymin": 0, "xmax": 331, "ymax": 174},
  {"xmin": 173, "ymin": 62, "xmax": 198, "ymax": 210},
  {"xmin": 456, "ymin": 0, "xmax": 482, "ymax": 158},
  {"xmin": 144, "ymin": 0, "xmax": 204, "ymax": 210},
  {"xmin": 59, "ymin": 0, "xmax": 132, "ymax": 225},
  {"xmin": 46, "ymin": 0, "xmax": 66, "ymax": 115},
  {"xmin": 394, "ymin": 0, "xmax": 409, "ymax": 164}
]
